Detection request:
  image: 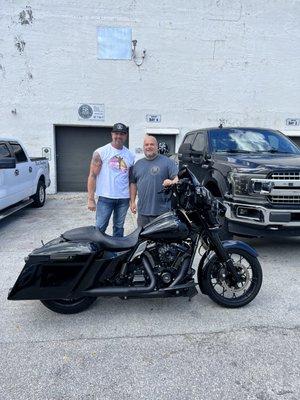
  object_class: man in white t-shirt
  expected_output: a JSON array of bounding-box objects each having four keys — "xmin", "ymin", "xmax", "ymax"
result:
[{"xmin": 87, "ymin": 123, "xmax": 135, "ymax": 236}]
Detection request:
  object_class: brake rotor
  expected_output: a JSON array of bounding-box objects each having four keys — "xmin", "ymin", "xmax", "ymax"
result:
[{"xmin": 218, "ymin": 262, "xmax": 251, "ymax": 293}]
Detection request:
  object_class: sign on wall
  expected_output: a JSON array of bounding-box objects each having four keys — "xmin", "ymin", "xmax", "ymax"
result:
[
  {"xmin": 97, "ymin": 27, "xmax": 132, "ymax": 60},
  {"xmin": 42, "ymin": 147, "xmax": 51, "ymax": 160},
  {"xmin": 78, "ymin": 104, "xmax": 105, "ymax": 121},
  {"xmin": 146, "ymin": 114, "xmax": 161, "ymax": 123},
  {"xmin": 286, "ymin": 118, "xmax": 300, "ymax": 128}
]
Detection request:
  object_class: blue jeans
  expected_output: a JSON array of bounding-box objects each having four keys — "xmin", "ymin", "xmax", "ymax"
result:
[{"xmin": 96, "ymin": 197, "xmax": 129, "ymax": 237}]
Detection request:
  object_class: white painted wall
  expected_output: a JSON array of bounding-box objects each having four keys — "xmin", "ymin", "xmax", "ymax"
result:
[{"xmin": 0, "ymin": 0, "xmax": 300, "ymax": 192}]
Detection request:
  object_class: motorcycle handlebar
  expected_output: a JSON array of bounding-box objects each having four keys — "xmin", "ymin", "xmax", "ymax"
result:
[{"xmin": 157, "ymin": 179, "xmax": 226, "ymax": 218}]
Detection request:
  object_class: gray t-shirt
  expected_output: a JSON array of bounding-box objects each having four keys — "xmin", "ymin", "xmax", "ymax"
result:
[{"xmin": 130, "ymin": 155, "xmax": 178, "ymax": 216}]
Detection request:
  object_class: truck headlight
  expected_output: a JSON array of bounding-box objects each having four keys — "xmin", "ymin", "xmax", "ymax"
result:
[{"xmin": 228, "ymin": 172, "xmax": 266, "ymax": 196}]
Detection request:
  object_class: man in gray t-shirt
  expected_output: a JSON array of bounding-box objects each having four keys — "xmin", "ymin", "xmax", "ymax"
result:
[{"xmin": 130, "ymin": 135, "xmax": 178, "ymax": 227}]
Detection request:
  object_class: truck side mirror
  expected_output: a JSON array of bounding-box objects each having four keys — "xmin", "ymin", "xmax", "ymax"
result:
[
  {"xmin": 178, "ymin": 143, "xmax": 192, "ymax": 160},
  {"xmin": 0, "ymin": 157, "xmax": 16, "ymax": 169}
]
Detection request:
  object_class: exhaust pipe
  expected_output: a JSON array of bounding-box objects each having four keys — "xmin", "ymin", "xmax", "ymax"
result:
[
  {"xmin": 169, "ymin": 256, "xmax": 191, "ymax": 287},
  {"xmin": 81, "ymin": 254, "xmax": 156, "ymax": 296}
]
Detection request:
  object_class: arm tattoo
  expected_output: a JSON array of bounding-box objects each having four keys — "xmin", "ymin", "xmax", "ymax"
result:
[
  {"xmin": 92, "ymin": 151, "xmax": 101, "ymax": 167},
  {"xmin": 89, "ymin": 151, "xmax": 102, "ymax": 180}
]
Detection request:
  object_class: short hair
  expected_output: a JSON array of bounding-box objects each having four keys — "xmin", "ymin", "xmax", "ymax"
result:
[{"xmin": 143, "ymin": 135, "xmax": 158, "ymax": 146}]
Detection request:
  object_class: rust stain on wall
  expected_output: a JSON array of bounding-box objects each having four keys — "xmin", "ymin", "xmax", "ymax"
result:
[
  {"xmin": 0, "ymin": 54, "xmax": 5, "ymax": 78},
  {"xmin": 15, "ymin": 36, "xmax": 26, "ymax": 53},
  {"xmin": 19, "ymin": 6, "xmax": 33, "ymax": 25}
]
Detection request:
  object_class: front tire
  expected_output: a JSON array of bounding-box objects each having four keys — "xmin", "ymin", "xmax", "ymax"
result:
[
  {"xmin": 41, "ymin": 297, "xmax": 97, "ymax": 314},
  {"xmin": 32, "ymin": 179, "xmax": 46, "ymax": 207},
  {"xmin": 201, "ymin": 248, "xmax": 263, "ymax": 308}
]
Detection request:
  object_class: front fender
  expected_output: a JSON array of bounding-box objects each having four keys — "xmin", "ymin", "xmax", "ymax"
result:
[
  {"xmin": 198, "ymin": 240, "xmax": 258, "ymax": 294},
  {"xmin": 220, "ymin": 240, "xmax": 258, "ymax": 257}
]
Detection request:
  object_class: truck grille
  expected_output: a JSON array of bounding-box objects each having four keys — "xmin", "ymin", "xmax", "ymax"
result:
[
  {"xmin": 268, "ymin": 171, "xmax": 300, "ymax": 204},
  {"xmin": 269, "ymin": 172, "xmax": 300, "ymax": 180},
  {"xmin": 268, "ymin": 195, "xmax": 300, "ymax": 204}
]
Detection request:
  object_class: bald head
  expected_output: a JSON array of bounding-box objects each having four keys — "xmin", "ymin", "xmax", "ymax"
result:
[{"xmin": 143, "ymin": 135, "xmax": 158, "ymax": 159}]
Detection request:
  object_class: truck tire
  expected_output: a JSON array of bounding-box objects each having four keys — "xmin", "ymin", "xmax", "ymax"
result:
[
  {"xmin": 216, "ymin": 197, "xmax": 233, "ymax": 240},
  {"xmin": 32, "ymin": 179, "xmax": 46, "ymax": 207},
  {"xmin": 218, "ymin": 218, "xmax": 233, "ymax": 240}
]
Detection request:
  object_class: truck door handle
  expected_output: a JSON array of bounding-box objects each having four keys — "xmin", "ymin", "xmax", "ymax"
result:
[
  {"xmin": 29, "ymin": 167, "xmax": 32, "ymax": 173},
  {"xmin": 14, "ymin": 169, "xmax": 19, "ymax": 176}
]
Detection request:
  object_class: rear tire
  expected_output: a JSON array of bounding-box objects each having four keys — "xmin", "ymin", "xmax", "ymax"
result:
[
  {"xmin": 32, "ymin": 179, "xmax": 46, "ymax": 208},
  {"xmin": 201, "ymin": 248, "xmax": 263, "ymax": 308},
  {"xmin": 41, "ymin": 297, "xmax": 97, "ymax": 314}
]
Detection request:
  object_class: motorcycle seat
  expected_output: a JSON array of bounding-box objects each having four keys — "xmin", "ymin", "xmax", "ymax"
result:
[{"xmin": 62, "ymin": 226, "xmax": 142, "ymax": 250}]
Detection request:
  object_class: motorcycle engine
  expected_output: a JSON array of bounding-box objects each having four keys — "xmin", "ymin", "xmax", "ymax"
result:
[
  {"xmin": 157, "ymin": 243, "xmax": 179, "ymax": 267},
  {"xmin": 148, "ymin": 242, "xmax": 192, "ymax": 287},
  {"xmin": 127, "ymin": 241, "xmax": 192, "ymax": 288}
]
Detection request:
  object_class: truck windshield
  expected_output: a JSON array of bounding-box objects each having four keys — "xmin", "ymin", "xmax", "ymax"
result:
[{"xmin": 209, "ymin": 128, "xmax": 300, "ymax": 154}]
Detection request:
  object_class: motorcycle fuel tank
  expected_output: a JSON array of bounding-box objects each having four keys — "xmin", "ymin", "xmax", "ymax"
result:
[{"xmin": 140, "ymin": 211, "xmax": 190, "ymax": 241}]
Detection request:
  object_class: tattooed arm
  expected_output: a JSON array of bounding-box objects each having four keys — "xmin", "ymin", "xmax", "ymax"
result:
[{"xmin": 87, "ymin": 151, "xmax": 102, "ymax": 211}]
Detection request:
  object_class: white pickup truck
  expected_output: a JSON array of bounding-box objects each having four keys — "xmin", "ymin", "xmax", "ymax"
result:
[{"xmin": 0, "ymin": 138, "xmax": 51, "ymax": 219}]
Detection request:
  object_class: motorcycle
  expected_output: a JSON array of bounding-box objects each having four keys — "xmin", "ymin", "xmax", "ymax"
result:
[{"xmin": 8, "ymin": 168, "xmax": 263, "ymax": 314}]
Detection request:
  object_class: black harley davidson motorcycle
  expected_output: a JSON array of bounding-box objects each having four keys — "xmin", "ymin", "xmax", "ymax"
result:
[{"xmin": 8, "ymin": 168, "xmax": 263, "ymax": 314}]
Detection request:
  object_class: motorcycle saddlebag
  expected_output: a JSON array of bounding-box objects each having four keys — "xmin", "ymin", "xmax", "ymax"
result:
[{"xmin": 8, "ymin": 237, "xmax": 97, "ymax": 301}]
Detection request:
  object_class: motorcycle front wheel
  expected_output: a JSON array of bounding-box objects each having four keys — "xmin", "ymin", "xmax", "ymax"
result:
[
  {"xmin": 201, "ymin": 248, "xmax": 263, "ymax": 308},
  {"xmin": 41, "ymin": 297, "xmax": 97, "ymax": 314}
]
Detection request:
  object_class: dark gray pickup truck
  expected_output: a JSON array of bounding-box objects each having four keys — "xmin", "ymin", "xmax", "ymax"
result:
[{"xmin": 178, "ymin": 127, "xmax": 300, "ymax": 238}]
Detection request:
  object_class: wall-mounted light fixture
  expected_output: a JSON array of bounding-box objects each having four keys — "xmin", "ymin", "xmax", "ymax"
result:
[
  {"xmin": 132, "ymin": 40, "xmax": 146, "ymax": 67},
  {"xmin": 11, "ymin": 108, "xmax": 17, "ymax": 114}
]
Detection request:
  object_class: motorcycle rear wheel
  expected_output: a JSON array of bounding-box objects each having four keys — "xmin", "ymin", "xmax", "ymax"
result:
[
  {"xmin": 202, "ymin": 248, "xmax": 263, "ymax": 308},
  {"xmin": 41, "ymin": 297, "xmax": 97, "ymax": 314}
]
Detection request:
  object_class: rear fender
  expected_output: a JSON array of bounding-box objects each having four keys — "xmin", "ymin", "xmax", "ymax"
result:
[{"xmin": 198, "ymin": 240, "xmax": 258, "ymax": 294}]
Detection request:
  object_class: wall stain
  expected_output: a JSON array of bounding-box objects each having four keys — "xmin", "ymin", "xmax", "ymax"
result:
[
  {"xmin": 19, "ymin": 6, "xmax": 33, "ymax": 25},
  {"xmin": 0, "ymin": 54, "xmax": 6, "ymax": 78},
  {"xmin": 15, "ymin": 36, "xmax": 26, "ymax": 54},
  {"xmin": 0, "ymin": 64, "xmax": 6, "ymax": 78}
]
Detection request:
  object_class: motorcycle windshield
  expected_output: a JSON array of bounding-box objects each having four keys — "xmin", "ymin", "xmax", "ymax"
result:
[
  {"xmin": 179, "ymin": 167, "xmax": 201, "ymax": 187},
  {"xmin": 188, "ymin": 169, "xmax": 201, "ymax": 187}
]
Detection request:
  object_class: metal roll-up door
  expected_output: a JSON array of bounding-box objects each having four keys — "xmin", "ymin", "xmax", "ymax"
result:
[
  {"xmin": 55, "ymin": 125, "xmax": 129, "ymax": 191},
  {"xmin": 151, "ymin": 134, "xmax": 176, "ymax": 155},
  {"xmin": 289, "ymin": 136, "xmax": 300, "ymax": 149}
]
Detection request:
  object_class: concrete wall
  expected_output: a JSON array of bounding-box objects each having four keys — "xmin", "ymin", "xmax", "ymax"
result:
[{"xmin": 1, "ymin": 0, "xmax": 300, "ymax": 192}]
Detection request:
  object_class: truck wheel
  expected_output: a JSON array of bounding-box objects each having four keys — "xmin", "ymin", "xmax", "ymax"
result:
[
  {"xmin": 218, "ymin": 218, "xmax": 233, "ymax": 240},
  {"xmin": 41, "ymin": 297, "xmax": 97, "ymax": 314},
  {"xmin": 32, "ymin": 179, "xmax": 46, "ymax": 207}
]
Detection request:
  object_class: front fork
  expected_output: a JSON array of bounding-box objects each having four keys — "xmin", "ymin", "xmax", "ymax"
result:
[{"xmin": 205, "ymin": 227, "xmax": 239, "ymax": 282}]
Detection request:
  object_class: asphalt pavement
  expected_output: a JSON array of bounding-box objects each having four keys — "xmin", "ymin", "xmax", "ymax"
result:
[{"xmin": 0, "ymin": 193, "xmax": 299, "ymax": 400}]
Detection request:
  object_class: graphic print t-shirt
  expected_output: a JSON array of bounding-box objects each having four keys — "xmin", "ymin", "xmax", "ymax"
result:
[
  {"xmin": 130, "ymin": 155, "xmax": 178, "ymax": 215},
  {"xmin": 95, "ymin": 144, "xmax": 135, "ymax": 199}
]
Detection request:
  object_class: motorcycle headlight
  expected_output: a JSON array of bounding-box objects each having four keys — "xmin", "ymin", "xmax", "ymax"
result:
[{"xmin": 228, "ymin": 172, "xmax": 266, "ymax": 196}]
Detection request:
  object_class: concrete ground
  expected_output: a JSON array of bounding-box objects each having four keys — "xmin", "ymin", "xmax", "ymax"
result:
[{"xmin": 0, "ymin": 193, "xmax": 299, "ymax": 400}]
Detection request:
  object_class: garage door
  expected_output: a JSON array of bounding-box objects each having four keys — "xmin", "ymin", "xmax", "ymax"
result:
[
  {"xmin": 289, "ymin": 136, "xmax": 300, "ymax": 149},
  {"xmin": 151, "ymin": 134, "xmax": 176, "ymax": 154},
  {"xmin": 55, "ymin": 125, "xmax": 129, "ymax": 191}
]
